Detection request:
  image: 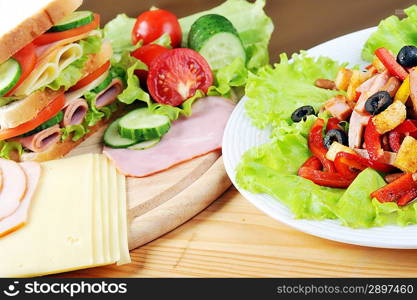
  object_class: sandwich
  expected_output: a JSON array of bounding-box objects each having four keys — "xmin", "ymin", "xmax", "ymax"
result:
[{"xmin": 0, "ymin": 0, "xmax": 124, "ymax": 162}]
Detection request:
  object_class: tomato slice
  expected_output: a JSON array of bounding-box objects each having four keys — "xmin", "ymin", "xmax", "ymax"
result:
[
  {"xmin": 0, "ymin": 93, "xmax": 65, "ymax": 140},
  {"xmin": 33, "ymin": 14, "xmax": 100, "ymax": 46},
  {"xmin": 147, "ymin": 48, "xmax": 213, "ymax": 106},
  {"xmin": 5, "ymin": 43, "xmax": 37, "ymax": 96},
  {"xmin": 68, "ymin": 60, "xmax": 110, "ymax": 92}
]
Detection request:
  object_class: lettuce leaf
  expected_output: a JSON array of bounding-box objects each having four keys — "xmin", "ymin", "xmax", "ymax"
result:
[
  {"xmin": 61, "ymin": 124, "xmax": 88, "ymax": 142},
  {"xmin": 245, "ymin": 52, "xmax": 346, "ymax": 129},
  {"xmin": 102, "ymin": 14, "xmax": 138, "ymax": 55},
  {"xmin": 179, "ymin": 0, "xmax": 273, "ymax": 72},
  {"xmin": 237, "ymin": 52, "xmax": 417, "ymax": 228},
  {"xmin": 362, "ymin": 5, "xmax": 417, "ymax": 62},
  {"xmin": 0, "ymin": 141, "xmax": 23, "ymax": 160}
]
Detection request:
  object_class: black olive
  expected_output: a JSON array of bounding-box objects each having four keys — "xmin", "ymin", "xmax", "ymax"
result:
[
  {"xmin": 364, "ymin": 91, "xmax": 393, "ymax": 115},
  {"xmin": 397, "ymin": 45, "xmax": 417, "ymax": 68},
  {"xmin": 324, "ymin": 129, "xmax": 348, "ymax": 149},
  {"xmin": 291, "ymin": 105, "xmax": 315, "ymax": 122}
]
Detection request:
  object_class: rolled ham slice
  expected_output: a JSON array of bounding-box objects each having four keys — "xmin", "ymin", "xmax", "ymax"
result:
[
  {"xmin": 104, "ymin": 96, "xmax": 235, "ymax": 177},
  {"xmin": 95, "ymin": 78, "xmax": 123, "ymax": 108},
  {"xmin": 0, "ymin": 162, "xmax": 41, "ymax": 238},
  {"xmin": 348, "ymin": 111, "xmax": 370, "ymax": 149},
  {"xmin": 0, "ymin": 159, "xmax": 27, "ymax": 220},
  {"xmin": 62, "ymin": 98, "xmax": 88, "ymax": 127},
  {"xmin": 17, "ymin": 125, "xmax": 61, "ymax": 153}
]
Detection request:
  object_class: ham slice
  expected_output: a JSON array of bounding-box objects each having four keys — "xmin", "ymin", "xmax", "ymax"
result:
[
  {"xmin": 355, "ymin": 71, "xmax": 389, "ymax": 113},
  {"xmin": 104, "ymin": 96, "xmax": 235, "ymax": 177},
  {"xmin": 0, "ymin": 162, "xmax": 41, "ymax": 238},
  {"xmin": 62, "ymin": 98, "xmax": 88, "ymax": 127},
  {"xmin": 324, "ymin": 95, "xmax": 352, "ymax": 120},
  {"xmin": 0, "ymin": 159, "xmax": 27, "ymax": 220},
  {"xmin": 95, "ymin": 78, "xmax": 123, "ymax": 108},
  {"xmin": 348, "ymin": 111, "xmax": 370, "ymax": 148},
  {"xmin": 17, "ymin": 125, "xmax": 61, "ymax": 153}
]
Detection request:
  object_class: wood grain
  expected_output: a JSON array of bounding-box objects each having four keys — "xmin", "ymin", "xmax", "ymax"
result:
[{"xmin": 60, "ymin": 187, "xmax": 417, "ymax": 278}]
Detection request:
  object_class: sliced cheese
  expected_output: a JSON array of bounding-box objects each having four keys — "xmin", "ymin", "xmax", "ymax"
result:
[
  {"xmin": 117, "ymin": 170, "xmax": 130, "ymax": 265},
  {"xmin": 54, "ymin": 43, "xmax": 83, "ymax": 71},
  {"xmin": 108, "ymin": 157, "xmax": 121, "ymax": 262},
  {"xmin": 64, "ymin": 70, "xmax": 109, "ymax": 106},
  {"xmin": 0, "ymin": 154, "xmax": 95, "ymax": 277},
  {"xmin": 100, "ymin": 155, "xmax": 111, "ymax": 263},
  {"xmin": 14, "ymin": 63, "xmax": 59, "ymax": 96},
  {"xmin": 92, "ymin": 155, "xmax": 105, "ymax": 266}
]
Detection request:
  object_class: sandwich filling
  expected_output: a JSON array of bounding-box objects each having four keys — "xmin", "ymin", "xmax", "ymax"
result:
[{"xmin": 0, "ymin": 11, "xmax": 123, "ymax": 160}]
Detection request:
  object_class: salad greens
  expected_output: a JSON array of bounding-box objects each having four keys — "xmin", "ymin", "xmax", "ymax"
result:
[
  {"xmin": 103, "ymin": 0, "xmax": 273, "ymax": 113},
  {"xmin": 237, "ymin": 45, "xmax": 417, "ymax": 227},
  {"xmin": 362, "ymin": 5, "xmax": 417, "ymax": 62}
]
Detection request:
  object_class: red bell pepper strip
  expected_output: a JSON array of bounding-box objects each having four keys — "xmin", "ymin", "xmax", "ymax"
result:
[
  {"xmin": 375, "ymin": 48, "xmax": 408, "ymax": 81},
  {"xmin": 335, "ymin": 151, "xmax": 393, "ymax": 173},
  {"xmin": 308, "ymin": 118, "xmax": 336, "ymax": 173},
  {"xmin": 334, "ymin": 153, "xmax": 359, "ymax": 179},
  {"xmin": 364, "ymin": 118, "xmax": 384, "ymax": 160},
  {"xmin": 298, "ymin": 166, "xmax": 353, "ymax": 188},
  {"xmin": 393, "ymin": 120, "xmax": 417, "ymax": 134},
  {"xmin": 299, "ymin": 156, "xmax": 322, "ymax": 170},
  {"xmin": 354, "ymin": 91, "xmax": 361, "ymax": 102},
  {"xmin": 326, "ymin": 117, "xmax": 341, "ymax": 132},
  {"xmin": 371, "ymin": 173, "xmax": 417, "ymax": 204},
  {"xmin": 388, "ymin": 131, "xmax": 403, "ymax": 152}
]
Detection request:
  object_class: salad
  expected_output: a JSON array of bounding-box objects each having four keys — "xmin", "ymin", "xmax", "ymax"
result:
[
  {"xmin": 237, "ymin": 5, "xmax": 417, "ymax": 228},
  {"xmin": 100, "ymin": 0, "xmax": 273, "ymax": 150}
]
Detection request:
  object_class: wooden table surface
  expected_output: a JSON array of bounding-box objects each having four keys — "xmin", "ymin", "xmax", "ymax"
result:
[{"xmin": 62, "ymin": 0, "xmax": 417, "ymax": 277}]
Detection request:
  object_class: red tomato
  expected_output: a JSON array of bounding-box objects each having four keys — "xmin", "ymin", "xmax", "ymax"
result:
[
  {"xmin": 5, "ymin": 43, "xmax": 37, "ymax": 96},
  {"xmin": 132, "ymin": 9, "xmax": 182, "ymax": 48},
  {"xmin": 0, "ymin": 93, "xmax": 65, "ymax": 140},
  {"xmin": 147, "ymin": 48, "xmax": 213, "ymax": 106},
  {"xmin": 33, "ymin": 14, "xmax": 100, "ymax": 46},
  {"xmin": 69, "ymin": 61, "xmax": 110, "ymax": 92},
  {"xmin": 131, "ymin": 44, "xmax": 169, "ymax": 82}
]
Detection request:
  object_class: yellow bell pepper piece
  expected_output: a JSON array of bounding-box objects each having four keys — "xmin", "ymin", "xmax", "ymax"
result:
[{"xmin": 395, "ymin": 75, "xmax": 410, "ymax": 103}]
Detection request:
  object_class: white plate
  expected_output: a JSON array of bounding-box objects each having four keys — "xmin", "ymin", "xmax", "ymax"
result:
[{"xmin": 223, "ymin": 27, "xmax": 417, "ymax": 249}]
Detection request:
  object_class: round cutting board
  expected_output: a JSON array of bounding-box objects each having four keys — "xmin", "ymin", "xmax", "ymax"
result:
[{"xmin": 67, "ymin": 126, "xmax": 232, "ymax": 250}]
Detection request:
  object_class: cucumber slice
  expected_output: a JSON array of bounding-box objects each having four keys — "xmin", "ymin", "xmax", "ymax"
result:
[
  {"xmin": 103, "ymin": 118, "xmax": 138, "ymax": 148},
  {"xmin": 188, "ymin": 14, "xmax": 246, "ymax": 71},
  {"xmin": 49, "ymin": 11, "xmax": 94, "ymax": 32},
  {"xmin": 91, "ymin": 72, "xmax": 113, "ymax": 94},
  {"xmin": 118, "ymin": 108, "xmax": 171, "ymax": 141},
  {"xmin": 21, "ymin": 111, "xmax": 64, "ymax": 137},
  {"xmin": 0, "ymin": 58, "xmax": 21, "ymax": 97},
  {"xmin": 128, "ymin": 138, "xmax": 160, "ymax": 150}
]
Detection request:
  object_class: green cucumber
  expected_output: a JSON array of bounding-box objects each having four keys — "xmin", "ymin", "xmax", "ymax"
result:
[
  {"xmin": 103, "ymin": 118, "xmax": 138, "ymax": 148},
  {"xmin": 91, "ymin": 72, "xmax": 113, "ymax": 94},
  {"xmin": 128, "ymin": 138, "xmax": 160, "ymax": 150},
  {"xmin": 0, "ymin": 58, "xmax": 21, "ymax": 97},
  {"xmin": 21, "ymin": 111, "xmax": 64, "ymax": 137},
  {"xmin": 49, "ymin": 11, "xmax": 94, "ymax": 32},
  {"xmin": 118, "ymin": 108, "xmax": 171, "ymax": 141},
  {"xmin": 188, "ymin": 14, "xmax": 246, "ymax": 71}
]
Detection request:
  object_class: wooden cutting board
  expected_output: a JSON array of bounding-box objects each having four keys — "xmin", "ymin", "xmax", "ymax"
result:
[{"xmin": 67, "ymin": 126, "xmax": 232, "ymax": 250}]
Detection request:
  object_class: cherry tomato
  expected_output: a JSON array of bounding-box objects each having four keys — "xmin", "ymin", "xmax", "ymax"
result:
[
  {"xmin": 131, "ymin": 44, "xmax": 169, "ymax": 82},
  {"xmin": 0, "ymin": 93, "xmax": 65, "ymax": 140},
  {"xmin": 132, "ymin": 9, "xmax": 182, "ymax": 48},
  {"xmin": 147, "ymin": 48, "xmax": 213, "ymax": 106},
  {"xmin": 33, "ymin": 14, "xmax": 100, "ymax": 46},
  {"xmin": 5, "ymin": 43, "xmax": 37, "ymax": 96},
  {"xmin": 69, "ymin": 61, "xmax": 110, "ymax": 92}
]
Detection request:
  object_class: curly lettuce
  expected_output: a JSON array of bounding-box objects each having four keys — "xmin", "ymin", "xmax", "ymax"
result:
[
  {"xmin": 362, "ymin": 5, "xmax": 417, "ymax": 61},
  {"xmin": 237, "ymin": 52, "xmax": 417, "ymax": 228}
]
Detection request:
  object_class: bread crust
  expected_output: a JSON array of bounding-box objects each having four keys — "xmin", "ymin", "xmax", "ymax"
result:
[{"xmin": 0, "ymin": 0, "xmax": 83, "ymax": 64}]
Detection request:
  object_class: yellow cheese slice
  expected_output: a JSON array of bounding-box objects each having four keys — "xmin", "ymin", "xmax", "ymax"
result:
[
  {"xmin": 107, "ymin": 156, "xmax": 120, "ymax": 262},
  {"xmin": 0, "ymin": 154, "xmax": 95, "ymax": 277},
  {"xmin": 92, "ymin": 155, "xmax": 105, "ymax": 265},
  {"xmin": 117, "ymin": 170, "xmax": 131, "ymax": 265},
  {"xmin": 55, "ymin": 43, "xmax": 83, "ymax": 71},
  {"xmin": 100, "ymin": 155, "xmax": 111, "ymax": 262}
]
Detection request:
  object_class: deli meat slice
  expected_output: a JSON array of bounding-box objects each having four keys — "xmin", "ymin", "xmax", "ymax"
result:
[
  {"xmin": 16, "ymin": 125, "xmax": 61, "ymax": 153},
  {"xmin": 104, "ymin": 97, "xmax": 235, "ymax": 177},
  {"xmin": 0, "ymin": 159, "xmax": 27, "ymax": 220},
  {"xmin": 0, "ymin": 162, "xmax": 41, "ymax": 238}
]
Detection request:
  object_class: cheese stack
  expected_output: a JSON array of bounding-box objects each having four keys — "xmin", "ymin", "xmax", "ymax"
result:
[{"xmin": 0, "ymin": 154, "xmax": 130, "ymax": 277}]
